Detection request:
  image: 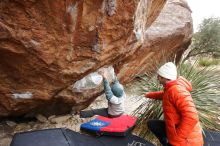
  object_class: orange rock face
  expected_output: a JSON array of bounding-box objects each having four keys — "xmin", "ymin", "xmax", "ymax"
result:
[{"xmin": 0, "ymin": 0, "xmax": 192, "ymax": 117}]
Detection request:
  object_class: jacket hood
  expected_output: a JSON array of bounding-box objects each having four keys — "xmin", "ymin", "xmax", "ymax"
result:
[{"xmin": 165, "ymin": 76, "xmax": 192, "ymax": 92}]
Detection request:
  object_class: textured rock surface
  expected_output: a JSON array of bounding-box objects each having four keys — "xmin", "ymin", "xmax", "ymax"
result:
[
  {"xmin": 0, "ymin": 0, "xmax": 192, "ymax": 117},
  {"xmin": 117, "ymin": 0, "xmax": 193, "ymax": 82}
]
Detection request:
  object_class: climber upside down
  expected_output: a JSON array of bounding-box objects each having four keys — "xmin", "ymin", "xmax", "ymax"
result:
[
  {"xmin": 80, "ymin": 70, "xmax": 126, "ymax": 118},
  {"xmin": 79, "ymin": 70, "xmax": 137, "ymax": 137}
]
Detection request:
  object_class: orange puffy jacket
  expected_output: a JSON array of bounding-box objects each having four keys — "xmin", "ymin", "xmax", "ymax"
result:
[{"xmin": 145, "ymin": 76, "xmax": 204, "ymax": 146}]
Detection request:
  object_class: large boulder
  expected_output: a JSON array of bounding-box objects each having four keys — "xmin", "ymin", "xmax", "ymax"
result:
[
  {"xmin": 0, "ymin": 0, "xmax": 192, "ymax": 117},
  {"xmin": 117, "ymin": 0, "xmax": 193, "ymax": 82}
]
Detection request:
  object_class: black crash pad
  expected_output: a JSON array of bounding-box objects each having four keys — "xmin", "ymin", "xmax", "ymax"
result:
[
  {"xmin": 10, "ymin": 128, "xmax": 154, "ymax": 146},
  {"xmin": 10, "ymin": 128, "xmax": 104, "ymax": 146},
  {"xmin": 204, "ymin": 130, "xmax": 220, "ymax": 146},
  {"xmin": 11, "ymin": 128, "xmax": 220, "ymax": 146},
  {"xmin": 98, "ymin": 133, "xmax": 154, "ymax": 146}
]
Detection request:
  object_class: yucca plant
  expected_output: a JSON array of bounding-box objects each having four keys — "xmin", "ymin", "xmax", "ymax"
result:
[
  {"xmin": 178, "ymin": 62, "xmax": 220, "ymax": 130},
  {"xmin": 132, "ymin": 61, "xmax": 220, "ymax": 142},
  {"xmin": 198, "ymin": 57, "xmax": 220, "ymax": 67},
  {"xmin": 132, "ymin": 75, "xmax": 163, "ymax": 140}
]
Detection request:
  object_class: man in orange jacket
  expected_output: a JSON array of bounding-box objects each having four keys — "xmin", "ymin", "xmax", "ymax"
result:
[{"xmin": 145, "ymin": 62, "xmax": 204, "ymax": 146}]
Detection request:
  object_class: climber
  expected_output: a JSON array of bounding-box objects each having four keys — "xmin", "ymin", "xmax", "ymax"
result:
[{"xmin": 80, "ymin": 70, "xmax": 126, "ymax": 118}]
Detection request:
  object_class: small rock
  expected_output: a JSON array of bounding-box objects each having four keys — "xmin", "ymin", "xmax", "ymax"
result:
[
  {"xmin": 35, "ymin": 114, "xmax": 48, "ymax": 123},
  {"xmin": 48, "ymin": 115, "xmax": 56, "ymax": 120},
  {"xmin": 6, "ymin": 121, "xmax": 17, "ymax": 127},
  {"xmin": 15, "ymin": 123, "xmax": 31, "ymax": 131},
  {"xmin": 28, "ymin": 121, "xmax": 36, "ymax": 126},
  {"xmin": 49, "ymin": 115, "xmax": 72, "ymax": 124}
]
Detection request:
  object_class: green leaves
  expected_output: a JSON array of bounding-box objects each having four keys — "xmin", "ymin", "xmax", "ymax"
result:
[
  {"xmin": 184, "ymin": 17, "xmax": 220, "ymax": 61},
  {"xmin": 132, "ymin": 75, "xmax": 163, "ymax": 140},
  {"xmin": 178, "ymin": 63, "xmax": 220, "ymax": 130}
]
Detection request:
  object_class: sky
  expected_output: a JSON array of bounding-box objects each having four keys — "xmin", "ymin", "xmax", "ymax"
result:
[{"xmin": 187, "ymin": 0, "xmax": 220, "ymax": 31}]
